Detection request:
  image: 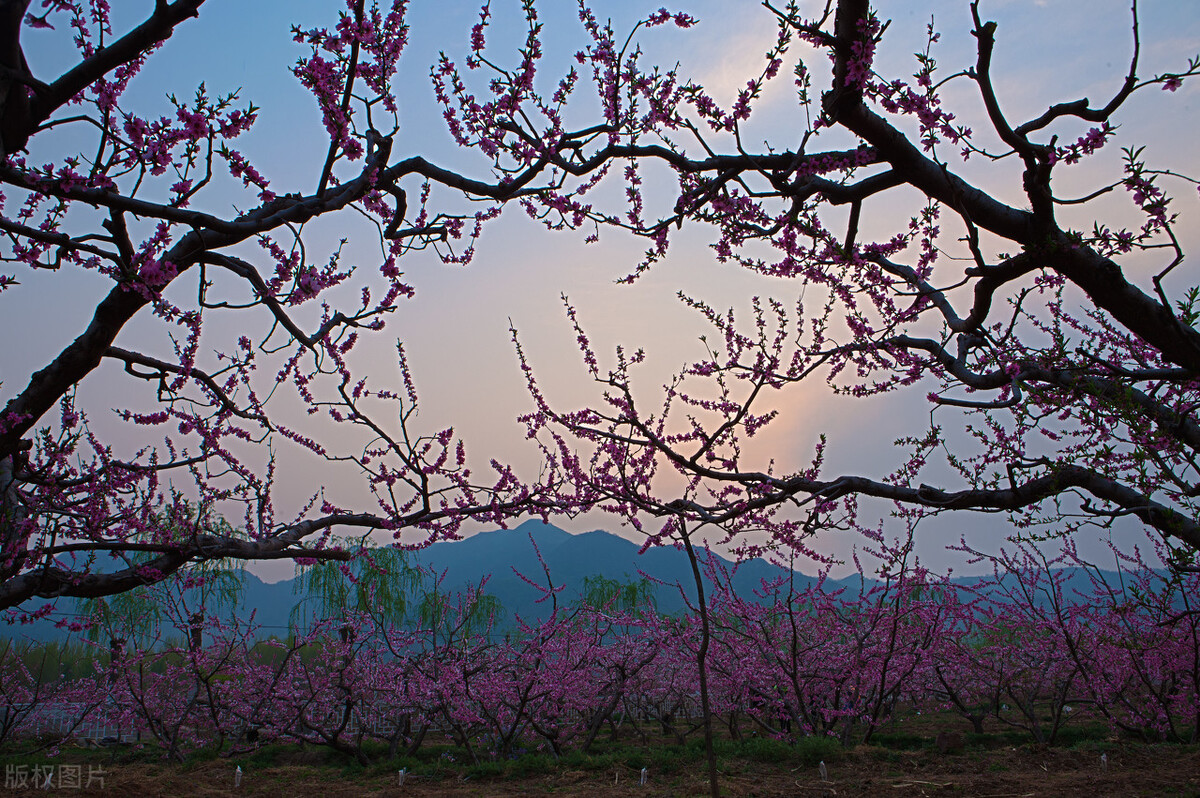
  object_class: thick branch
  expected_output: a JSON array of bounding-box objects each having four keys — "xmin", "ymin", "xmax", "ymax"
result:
[
  {"xmin": 0, "ymin": 0, "xmax": 31, "ymax": 157},
  {"xmin": 681, "ymin": 464, "xmax": 1200, "ymax": 551},
  {"xmin": 1054, "ymin": 241, "xmax": 1200, "ymax": 374},
  {"xmin": 0, "ymin": 529, "xmax": 350, "ymax": 610},
  {"xmin": 0, "ymin": 138, "xmax": 393, "ymax": 460},
  {"xmin": 834, "ymin": 102, "xmax": 1035, "ymax": 243},
  {"xmin": 891, "ymin": 334, "xmax": 1200, "ymax": 452}
]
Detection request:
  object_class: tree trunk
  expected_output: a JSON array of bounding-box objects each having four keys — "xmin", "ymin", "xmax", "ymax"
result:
[{"xmin": 679, "ymin": 521, "xmax": 720, "ymax": 798}]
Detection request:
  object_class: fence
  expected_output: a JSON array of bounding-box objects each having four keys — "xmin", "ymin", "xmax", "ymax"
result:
[
  {"xmin": 3, "ymin": 695, "xmax": 707, "ymax": 746},
  {"xmin": 13, "ymin": 703, "xmax": 139, "ymax": 744}
]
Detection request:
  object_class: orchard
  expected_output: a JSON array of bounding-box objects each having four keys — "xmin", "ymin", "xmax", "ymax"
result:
[{"xmin": 1, "ymin": 0, "xmax": 1198, "ymax": 795}]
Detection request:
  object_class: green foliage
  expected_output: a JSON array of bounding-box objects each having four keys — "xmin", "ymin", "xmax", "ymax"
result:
[
  {"xmin": 9, "ymin": 636, "xmax": 95, "ymax": 681},
  {"xmin": 463, "ymin": 759, "xmax": 507, "ymax": 779},
  {"xmin": 790, "ymin": 734, "xmax": 843, "ymax": 767},
  {"xmin": 507, "ymin": 752, "xmax": 554, "ymax": 778},
  {"xmin": 290, "ymin": 542, "xmax": 421, "ymax": 631},
  {"xmin": 647, "ymin": 743, "xmax": 690, "ymax": 774},
  {"xmin": 1176, "ymin": 285, "xmax": 1200, "ymax": 328},
  {"xmin": 868, "ymin": 730, "xmax": 926, "ymax": 750},
  {"xmin": 419, "ymin": 584, "xmax": 502, "ymax": 642},
  {"xmin": 75, "ymin": 502, "xmax": 246, "ymax": 649},
  {"xmin": 576, "ymin": 574, "xmax": 657, "ymax": 616},
  {"xmin": 15, "ymin": 717, "xmax": 1185, "ymax": 791},
  {"xmin": 559, "ymin": 747, "xmax": 614, "ymax": 770},
  {"xmin": 238, "ymin": 743, "xmax": 298, "ymax": 771},
  {"xmin": 76, "ymin": 586, "xmax": 163, "ymax": 649},
  {"xmin": 290, "ymin": 541, "xmax": 504, "ymax": 642},
  {"xmin": 732, "ymin": 735, "xmax": 794, "ymax": 762}
]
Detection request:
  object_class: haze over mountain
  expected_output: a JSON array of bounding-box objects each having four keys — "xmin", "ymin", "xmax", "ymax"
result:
[
  {"xmin": 244, "ymin": 519, "xmax": 844, "ymax": 633},
  {"xmin": 4, "ymin": 521, "xmax": 843, "ymax": 642},
  {"xmin": 4, "ymin": 520, "xmax": 1138, "ymax": 644}
]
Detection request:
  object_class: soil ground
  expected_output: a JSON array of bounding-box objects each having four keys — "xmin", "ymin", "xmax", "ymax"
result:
[{"xmin": 4, "ymin": 741, "xmax": 1197, "ymax": 797}]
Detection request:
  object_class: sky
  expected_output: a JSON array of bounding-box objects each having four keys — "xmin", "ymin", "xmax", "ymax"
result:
[{"xmin": 6, "ymin": 0, "xmax": 1200, "ymax": 582}]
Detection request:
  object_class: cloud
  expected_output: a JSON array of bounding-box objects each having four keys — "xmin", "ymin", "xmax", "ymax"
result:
[{"xmin": 659, "ymin": 7, "xmax": 821, "ymax": 118}]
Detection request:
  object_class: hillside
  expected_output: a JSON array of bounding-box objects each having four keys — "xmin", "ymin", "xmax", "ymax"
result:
[
  {"xmin": 3, "ymin": 519, "xmax": 1141, "ymax": 643},
  {"xmin": 3, "ymin": 520, "xmax": 842, "ymax": 642}
]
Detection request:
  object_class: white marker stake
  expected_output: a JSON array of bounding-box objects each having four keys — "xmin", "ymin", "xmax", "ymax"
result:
[
  {"xmin": 235, "ymin": 765, "xmax": 243, "ymax": 788},
  {"xmin": 398, "ymin": 768, "xmax": 406, "ymax": 786},
  {"xmin": 639, "ymin": 767, "xmax": 648, "ymax": 785},
  {"xmin": 1101, "ymin": 753, "xmax": 1108, "ymax": 773},
  {"xmin": 819, "ymin": 760, "xmax": 828, "ymax": 782}
]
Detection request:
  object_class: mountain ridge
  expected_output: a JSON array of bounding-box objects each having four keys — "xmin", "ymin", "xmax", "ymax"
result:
[
  {"xmin": 3, "ymin": 519, "xmax": 1144, "ymax": 643},
  {"xmin": 4, "ymin": 520, "xmax": 836, "ymax": 642}
]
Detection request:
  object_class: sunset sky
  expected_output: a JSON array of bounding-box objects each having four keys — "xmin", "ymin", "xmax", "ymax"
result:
[{"xmin": 7, "ymin": 0, "xmax": 1200, "ymax": 582}]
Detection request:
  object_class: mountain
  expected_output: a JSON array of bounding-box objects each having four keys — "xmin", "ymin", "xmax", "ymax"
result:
[
  {"xmin": 2, "ymin": 519, "xmax": 1158, "ymax": 644},
  {"xmin": 1, "ymin": 520, "xmax": 845, "ymax": 643},
  {"xmin": 404, "ymin": 519, "xmax": 848, "ymax": 623}
]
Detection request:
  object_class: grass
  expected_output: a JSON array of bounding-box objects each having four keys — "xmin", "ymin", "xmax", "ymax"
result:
[
  {"xmin": 4, "ymin": 711, "xmax": 1198, "ymax": 796},
  {"xmin": 159, "ymin": 731, "xmax": 847, "ymax": 786}
]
